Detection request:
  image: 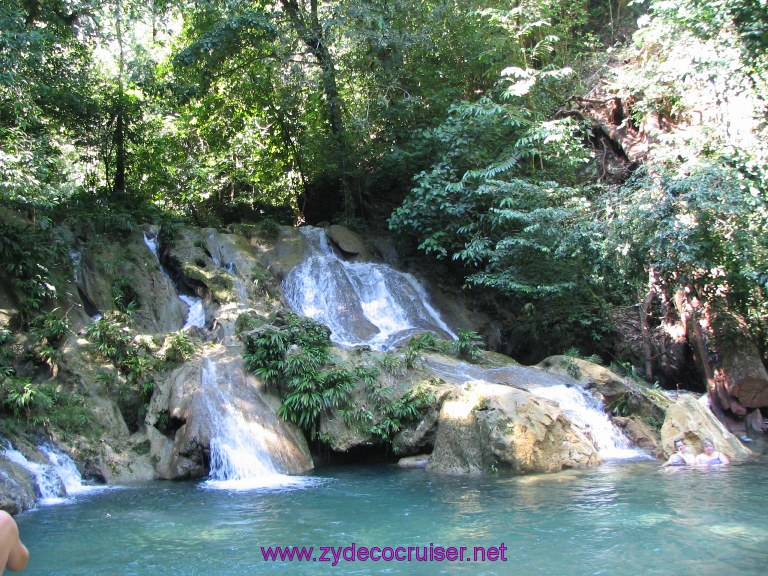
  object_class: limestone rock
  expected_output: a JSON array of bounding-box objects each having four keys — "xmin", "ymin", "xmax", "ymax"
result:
[
  {"xmin": 76, "ymin": 230, "xmax": 185, "ymax": 333},
  {"xmin": 257, "ymin": 226, "xmax": 308, "ymax": 280},
  {"xmin": 326, "ymin": 225, "xmax": 372, "ymax": 261},
  {"xmin": 147, "ymin": 346, "xmax": 313, "ymax": 480},
  {"xmin": 163, "ymin": 226, "xmax": 283, "ymax": 338},
  {"xmin": 39, "ymin": 336, "xmax": 158, "ymax": 484},
  {"xmin": 427, "ymin": 381, "xmax": 601, "ymax": 474},
  {"xmin": 392, "ymin": 386, "xmax": 452, "ymax": 455},
  {"xmin": 0, "ymin": 458, "xmax": 37, "ymax": 514},
  {"xmin": 612, "ymin": 415, "xmax": 660, "ymax": 451},
  {"xmin": 659, "ymin": 394, "xmax": 752, "ymax": 461}
]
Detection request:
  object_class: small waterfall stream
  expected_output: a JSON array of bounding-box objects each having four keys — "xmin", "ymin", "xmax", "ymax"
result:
[
  {"xmin": 530, "ymin": 385, "xmax": 647, "ymax": 459},
  {"xmin": 2, "ymin": 442, "xmax": 106, "ymax": 505},
  {"xmin": 283, "ymin": 227, "xmax": 456, "ymax": 350},
  {"xmin": 424, "ymin": 356, "xmax": 646, "ymax": 460},
  {"xmin": 142, "ymin": 232, "xmax": 205, "ymax": 329},
  {"xmin": 199, "ymin": 358, "xmax": 314, "ymax": 490}
]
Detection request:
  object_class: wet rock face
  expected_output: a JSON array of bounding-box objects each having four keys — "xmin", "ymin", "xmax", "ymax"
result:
[
  {"xmin": 146, "ymin": 347, "xmax": 314, "ymax": 480},
  {"xmin": 660, "ymin": 394, "xmax": 752, "ymax": 462},
  {"xmin": 0, "ymin": 459, "xmax": 37, "ymax": 515},
  {"xmin": 75, "ymin": 230, "xmax": 186, "ymax": 333},
  {"xmin": 427, "ymin": 382, "xmax": 601, "ymax": 474}
]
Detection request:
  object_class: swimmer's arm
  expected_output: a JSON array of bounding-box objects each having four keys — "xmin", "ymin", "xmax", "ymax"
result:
[
  {"xmin": 1, "ymin": 512, "xmax": 29, "ymax": 573},
  {"xmin": 6, "ymin": 538, "xmax": 29, "ymax": 572}
]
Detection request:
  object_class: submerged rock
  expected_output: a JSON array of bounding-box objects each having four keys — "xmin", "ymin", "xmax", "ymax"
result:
[
  {"xmin": 397, "ymin": 455, "xmax": 430, "ymax": 468},
  {"xmin": 427, "ymin": 381, "xmax": 601, "ymax": 474}
]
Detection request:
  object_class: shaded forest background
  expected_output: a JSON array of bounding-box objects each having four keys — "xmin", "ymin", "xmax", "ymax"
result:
[{"xmin": 1, "ymin": 0, "xmax": 767, "ymax": 423}]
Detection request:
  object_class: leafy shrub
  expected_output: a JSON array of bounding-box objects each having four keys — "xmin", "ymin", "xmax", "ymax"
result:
[
  {"xmin": 0, "ymin": 375, "xmax": 90, "ymax": 435},
  {"xmin": 241, "ymin": 311, "xmax": 344, "ymax": 438},
  {"xmin": 455, "ymin": 330, "xmax": 484, "ymax": 362},
  {"xmin": 164, "ymin": 330, "xmax": 195, "ymax": 363},
  {"xmin": 112, "ymin": 277, "xmax": 141, "ymax": 313},
  {"xmin": 0, "ymin": 220, "xmax": 60, "ymax": 320}
]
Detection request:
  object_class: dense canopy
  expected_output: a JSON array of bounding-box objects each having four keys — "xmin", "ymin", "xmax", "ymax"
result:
[{"xmin": 1, "ymin": 0, "xmax": 766, "ymax": 419}]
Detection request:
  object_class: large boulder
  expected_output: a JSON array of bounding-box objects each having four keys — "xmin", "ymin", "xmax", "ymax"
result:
[
  {"xmin": 659, "ymin": 394, "xmax": 752, "ymax": 461},
  {"xmin": 427, "ymin": 381, "xmax": 601, "ymax": 474},
  {"xmin": 0, "ymin": 458, "xmax": 37, "ymax": 515},
  {"xmin": 146, "ymin": 346, "xmax": 313, "ymax": 480},
  {"xmin": 326, "ymin": 225, "xmax": 373, "ymax": 261},
  {"xmin": 256, "ymin": 226, "xmax": 308, "ymax": 280},
  {"xmin": 76, "ymin": 230, "xmax": 185, "ymax": 333}
]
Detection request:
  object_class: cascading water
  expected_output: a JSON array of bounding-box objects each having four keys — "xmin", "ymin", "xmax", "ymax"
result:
[
  {"xmin": 425, "ymin": 356, "xmax": 648, "ymax": 460},
  {"xmin": 282, "ymin": 227, "xmax": 645, "ymax": 459},
  {"xmin": 142, "ymin": 232, "xmax": 205, "ymax": 329},
  {"xmin": 2, "ymin": 442, "xmax": 105, "ymax": 505},
  {"xmin": 200, "ymin": 358, "xmax": 313, "ymax": 490},
  {"xmin": 530, "ymin": 385, "xmax": 648, "ymax": 459},
  {"xmin": 37, "ymin": 444, "xmax": 107, "ymax": 496},
  {"xmin": 283, "ymin": 227, "xmax": 456, "ymax": 350}
]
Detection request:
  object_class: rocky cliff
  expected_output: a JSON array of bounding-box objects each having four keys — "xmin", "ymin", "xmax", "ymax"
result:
[{"xmin": 0, "ymin": 222, "xmax": 755, "ymax": 513}]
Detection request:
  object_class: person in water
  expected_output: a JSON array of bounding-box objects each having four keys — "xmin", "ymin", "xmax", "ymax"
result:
[
  {"xmin": 695, "ymin": 438, "xmax": 730, "ymax": 466},
  {"xmin": 662, "ymin": 438, "xmax": 695, "ymax": 467},
  {"xmin": 0, "ymin": 510, "xmax": 29, "ymax": 574}
]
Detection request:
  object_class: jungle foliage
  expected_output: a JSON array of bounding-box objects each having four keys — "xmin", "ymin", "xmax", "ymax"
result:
[
  {"xmin": 0, "ymin": 0, "xmax": 766, "ymax": 375},
  {"xmin": 240, "ymin": 311, "xmax": 434, "ymax": 443}
]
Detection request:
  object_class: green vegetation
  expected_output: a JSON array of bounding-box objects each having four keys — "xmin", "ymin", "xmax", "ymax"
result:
[
  {"xmin": 240, "ymin": 311, "xmax": 434, "ymax": 444},
  {"xmin": 84, "ymin": 311, "xmax": 165, "ymax": 430},
  {"xmin": 0, "ymin": 0, "xmax": 765, "ymax": 435},
  {"xmin": 0, "ymin": 321, "xmax": 91, "ymax": 436},
  {"xmin": 241, "ymin": 311, "xmax": 348, "ymax": 437},
  {"xmin": 163, "ymin": 331, "xmax": 195, "ymax": 363}
]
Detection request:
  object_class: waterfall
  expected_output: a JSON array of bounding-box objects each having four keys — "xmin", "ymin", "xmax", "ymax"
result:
[
  {"xmin": 199, "ymin": 358, "xmax": 312, "ymax": 490},
  {"xmin": 37, "ymin": 444, "xmax": 106, "ymax": 496},
  {"xmin": 142, "ymin": 232, "xmax": 205, "ymax": 329},
  {"xmin": 2, "ymin": 443, "xmax": 105, "ymax": 505},
  {"xmin": 530, "ymin": 385, "xmax": 649, "ymax": 460},
  {"xmin": 283, "ymin": 227, "xmax": 456, "ymax": 350},
  {"xmin": 425, "ymin": 355, "xmax": 648, "ymax": 460}
]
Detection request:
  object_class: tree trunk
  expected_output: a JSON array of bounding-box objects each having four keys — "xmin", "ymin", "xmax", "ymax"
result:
[
  {"xmin": 571, "ymin": 96, "xmax": 656, "ymax": 164},
  {"xmin": 639, "ymin": 282, "xmax": 655, "ymax": 382},
  {"xmin": 114, "ymin": 108, "xmax": 126, "ymax": 198},
  {"xmin": 113, "ymin": 0, "xmax": 127, "ymax": 200},
  {"xmin": 682, "ymin": 297, "xmax": 768, "ymax": 432},
  {"xmin": 280, "ymin": 0, "xmax": 359, "ymax": 216},
  {"xmin": 711, "ymin": 307, "xmax": 768, "ymax": 409}
]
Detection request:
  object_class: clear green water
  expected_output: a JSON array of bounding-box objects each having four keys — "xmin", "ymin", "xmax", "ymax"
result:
[{"xmin": 16, "ymin": 459, "xmax": 768, "ymax": 576}]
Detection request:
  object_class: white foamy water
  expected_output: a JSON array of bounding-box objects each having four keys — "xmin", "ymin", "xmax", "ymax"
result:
[
  {"xmin": 2, "ymin": 443, "xmax": 108, "ymax": 505},
  {"xmin": 179, "ymin": 294, "xmax": 205, "ymax": 329},
  {"xmin": 142, "ymin": 232, "xmax": 205, "ymax": 329},
  {"xmin": 199, "ymin": 358, "xmax": 314, "ymax": 491},
  {"xmin": 530, "ymin": 385, "xmax": 650, "ymax": 460},
  {"xmin": 283, "ymin": 227, "xmax": 456, "ymax": 350}
]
